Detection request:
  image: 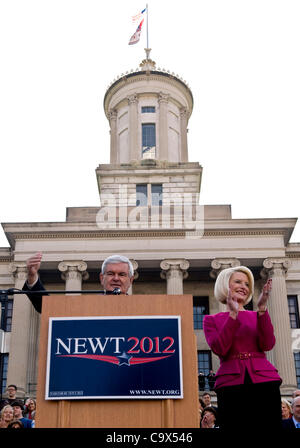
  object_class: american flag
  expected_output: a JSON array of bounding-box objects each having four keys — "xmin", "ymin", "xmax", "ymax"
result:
[{"xmin": 132, "ymin": 7, "xmax": 146, "ymax": 23}]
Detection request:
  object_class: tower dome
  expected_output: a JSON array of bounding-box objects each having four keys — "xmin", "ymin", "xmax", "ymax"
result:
[{"xmin": 104, "ymin": 56, "xmax": 193, "ymax": 164}]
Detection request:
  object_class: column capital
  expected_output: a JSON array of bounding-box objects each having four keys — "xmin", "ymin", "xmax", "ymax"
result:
[
  {"xmin": 127, "ymin": 94, "xmax": 138, "ymax": 105},
  {"xmin": 160, "ymin": 259, "xmax": 189, "ymax": 280},
  {"xmin": 108, "ymin": 108, "xmax": 118, "ymax": 121},
  {"xmin": 158, "ymin": 92, "xmax": 170, "ymax": 104},
  {"xmin": 179, "ymin": 107, "xmax": 188, "ymax": 118},
  {"xmin": 58, "ymin": 261, "xmax": 89, "ymax": 282},
  {"xmin": 209, "ymin": 258, "xmax": 240, "ymax": 279},
  {"xmin": 261, "ymin": 258, "xmax": 291, "ymax": 279},
  {"xmin": 160, "ymin": 259, "xmax": 189, "ymax": 294},
  {"xmin": 8, "ymin": 262, "xmax": 27, "ymax": 281}
]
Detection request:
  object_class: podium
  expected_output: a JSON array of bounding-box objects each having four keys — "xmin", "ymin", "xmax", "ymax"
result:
[{"xmin": 35, "ymin": 294, "xmax": 199, "ymax": 428}]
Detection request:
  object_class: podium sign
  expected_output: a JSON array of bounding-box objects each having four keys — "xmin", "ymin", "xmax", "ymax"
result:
[{"xmin": 46, "ymin": 315, "xmax": 183, "ymax": 400}]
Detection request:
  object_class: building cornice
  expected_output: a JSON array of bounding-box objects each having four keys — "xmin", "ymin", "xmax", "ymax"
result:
[
  {"xmin": 286, "ymin": 252, "xmax": 300, "ymax": 259},
  {"xmin": 0, "ymin": 257, "xmax": 13, "ymax": 263},
  {"xmin": 2, "ymin": 217, "xmax": 296, "ymax": 249},
  {"xmin": 104, "ymin": 70, "xmax": 193, "ymax": 119},
  {"xmin": 96, "ymin": 160, "xmax": 202, "ymax": 174},
  {"xmin": 0, "ymin": 248, "xmax": 13, "ymax": 263},
  {"xmin": 1, "ymin": 225, "xmax": 295, "ymax": 247},
  {"xmin": 286, "ymin": 243, "xmax": 300, "ymax": 259}
]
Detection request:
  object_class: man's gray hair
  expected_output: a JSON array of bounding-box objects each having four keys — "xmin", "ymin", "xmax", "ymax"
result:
[
  {"xmin": 101, "ymin": 255, "xmax": 134, "ymax": 277},
  {"xmin": 291, "ymin": 396, "xmax": 300, "ymax": 408}
]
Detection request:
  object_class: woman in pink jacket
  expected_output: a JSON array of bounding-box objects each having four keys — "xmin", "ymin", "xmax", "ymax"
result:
[{"xmin": 203, "ymin": 266, "xmax": 282, "ymax": 429}]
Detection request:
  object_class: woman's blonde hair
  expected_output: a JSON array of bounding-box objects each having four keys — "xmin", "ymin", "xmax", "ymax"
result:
[
  {"xmin": 0, "ymin": 404, "xmax": 14, "ymax": 418},
  {"xmin": 281, "ymin": 398, "xmax": 292, "ymax": 415},
  {"xmin": 214, "ymin": 266, "xmax": 254, "ymax": 305}
]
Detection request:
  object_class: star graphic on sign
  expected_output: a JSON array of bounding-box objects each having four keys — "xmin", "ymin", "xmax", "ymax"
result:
[{"xmin": 117, "ymin": 351, "xmax": 132, "ymax": 366}]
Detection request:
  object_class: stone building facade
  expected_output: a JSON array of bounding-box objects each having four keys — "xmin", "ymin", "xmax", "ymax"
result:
[{"xmin": 0, "ymin": 56, "xmax": 299, "ymax": 401}]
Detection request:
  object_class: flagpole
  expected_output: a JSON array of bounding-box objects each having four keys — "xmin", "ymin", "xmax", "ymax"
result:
[
  {"xmin": 146, "ymin": 3, "xmax": 149, "ymax": 50},
  {"xmin": 145, "ymin": 3, "xmax": 151, "ymax": 60}
]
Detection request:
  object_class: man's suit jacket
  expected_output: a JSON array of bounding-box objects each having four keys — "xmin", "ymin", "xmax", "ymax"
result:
[
  {"xmin": 22, "ymin": 278, "xmax": 46, "ymax": 313},
  {"xmin": 281, "ymin": 418, "xmax": 299, "ymax": 429},
  {"xmin": 22, "ymin": 278, "xmax": 115, "ymax": 313},
  {"xmin": 203, "ymin": 310, "xmax": 282, "ymax": 389}
]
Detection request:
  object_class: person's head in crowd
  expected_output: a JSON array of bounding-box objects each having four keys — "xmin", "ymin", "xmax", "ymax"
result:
[
  {"xmin": 200, "ymin": 406, "xmax": 218, "ymax": 428},
  {"xmin": 7, "ymin": 419, "xmax": 24, "ymax": 429},
  {"xmin": 291, "ymin": 396, "xmax": 300, "ymax": 423},
  {"xmin": 6, "ymin": 384, "xmax": 17, "ymax": 399},
  {"xmin": 0, "ymin": 405, "xmax": 14, "ymax": 427},
  {"xmin": 100, "ymin": 255, "xmax": 134, "ymax": 294},
  {"xmin": 11, "ymin": 400, "xmax": 24, "ymax": 420},
  {"xmin": 202, "ymin": 392, "xmax": 212, "ymax": 407},
  {"xmin": 281, "ymin": 398, "xmax": 292, "ymax": 420},
  {"xmin": 292, "ymin": 389, "xmax": 300, "ymax": 399},
  {"xmin": 214, "ymin": 266, "xmax": 254, "ymax": 309},
  {"xmin": 25, "ymin": 398, "xmax": 36, "ymax": 412}
]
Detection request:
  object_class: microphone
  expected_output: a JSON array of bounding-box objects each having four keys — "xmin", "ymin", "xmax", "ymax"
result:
[{"xmin": 103, "ymin": 288, "xmax": 122, "ymax": 295}]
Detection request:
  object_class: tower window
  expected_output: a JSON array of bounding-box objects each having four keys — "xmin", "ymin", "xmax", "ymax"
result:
[
  {"xmin": 142, "ymin": 106, "xmax": 155, "ymax": 113},
  {"xmin": 142, "ymin": 123, "xmax": 156, "ymax": 159}
]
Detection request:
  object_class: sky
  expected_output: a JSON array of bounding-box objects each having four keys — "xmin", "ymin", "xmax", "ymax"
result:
[{"xmin": 0, "ymin": 0, "xmax": 300, "ymax": 247}]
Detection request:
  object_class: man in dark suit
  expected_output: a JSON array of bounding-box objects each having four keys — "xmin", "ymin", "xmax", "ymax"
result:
[
  {"xmin": 282, "ymin": 396, "xmax": 300, "ymax": 429},
  {"xmin": 22, "ymin": 252, "xmax": 134, "ymax": 313}
]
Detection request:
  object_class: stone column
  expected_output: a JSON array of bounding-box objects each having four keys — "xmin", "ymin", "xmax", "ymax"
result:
[
  {"xmin": 261, "ymin": 258, "xmax": 297, "ymax": 394},
  {"xmin": 158, "ymin": 92, "xmax": 169, "ymax": 161},
  {"xmin": 180, "ymin": 107, "xmax": 188, "ymax": 162},
  {"xmin": 128, "ymin": 259, "xmax": 139, "ymax": 295},
  {"xmin": 160, "ymin": 259, "xmax": 189, "ymax": 294},
  {"xmin": 210, "ymin": 258, "xmax": 241, "ymax": 312},
  {"xmin": 108, "ymin": 108, "xmax": 118, "ymax": 164},
  {"xmin": 58, "ymin": 261, "xmax": 89, "ymax": 292},
  {"xmin": 6, "ymin": 263, "xmax": 36, "ymax": 397},
  {"xmin": 128, "ymin": 94, "xmax": 139, "ymax": 161}
]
